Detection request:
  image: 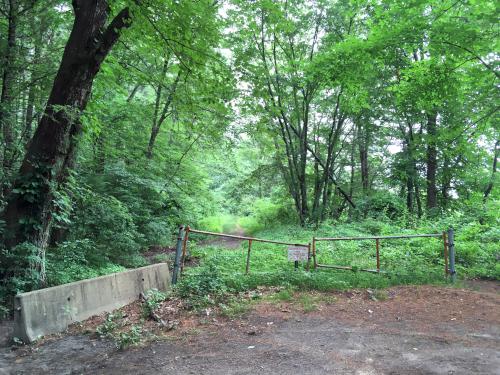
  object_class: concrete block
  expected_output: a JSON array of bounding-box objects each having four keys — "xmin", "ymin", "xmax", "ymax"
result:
[{"xmin": 13, "ymin": 263, "xmax": 171, "ymax": 343}]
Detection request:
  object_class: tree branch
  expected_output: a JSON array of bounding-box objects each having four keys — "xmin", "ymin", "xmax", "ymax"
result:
[
  {"xmin": 94, "ymin": 7, "xmax": 131, "ymax": 65},
  {"xmin": 437, "ymin": 40, "xmax": 500, "ymax": 79}
]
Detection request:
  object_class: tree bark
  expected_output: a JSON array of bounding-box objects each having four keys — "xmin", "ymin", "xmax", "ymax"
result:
[
  {"xmin": 425, "ymin": 111, "xmax": 438, "ymax": 210},
  {"xmin": 356, "ymin": 119, "xmax": 370, "ymax": 195},
  {"xmin": 441, "ymin": 154, "xmax": 451, "ymax": 207},
  {"xmin": 23, "ymin": 14, "xmax": 43, "ymax": 149},
  {"xmin": 483, "ymin": 140, "xmax": 499, "ymax": 202},
  {"xmin": 146, "ymin": 66, "xmax": 180, "ymax": 159},
  {"xmin": 0, "ymin": 0, "xmax": 19, "ymax": 195},
  {"xmin": 1, "ymin": 1, "xmax": 131, "ymax": 285}
]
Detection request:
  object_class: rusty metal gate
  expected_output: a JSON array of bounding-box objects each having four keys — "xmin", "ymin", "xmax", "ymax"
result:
[
  {"xmin": 312, "ymin": 231, "xmax": 453, "ymax": 276},
  {"xmin": 171, "ymin": 226, "xmax": 310, "ymax": 284},
  {"xmin": 171, "ymin": 226, "xmax": 456, "ymax": 284}
]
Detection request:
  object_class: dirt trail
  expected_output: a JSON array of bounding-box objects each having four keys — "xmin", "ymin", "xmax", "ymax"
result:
[
  {"xmin": 143, "ymin": 224, "xmax": 248, "ymax": 266},
  {"xmin": 1, "ymin": 283, "xmax": 499, "ymax": 374},
  {"xmin": 202, "ymin": 224, "xmax": 247, "ymax": 249}
]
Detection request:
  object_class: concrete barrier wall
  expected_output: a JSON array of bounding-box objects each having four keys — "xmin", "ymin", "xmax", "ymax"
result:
[{"xmin": 13, "ymin": 263, "xmax": 171, "ymax": 343}]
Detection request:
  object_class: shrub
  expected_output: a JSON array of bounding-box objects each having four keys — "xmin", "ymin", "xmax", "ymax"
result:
[
  {"xmin": 116, "ymin": 325, "xmax": 143, "ymax": 350},
  {"xmin": 96, "ymin": 312, "xmax": 124, "ymax": 339},
  {"xmin": 141, "ymin": 288, "xmax": 167, "ymax": 318},
  {"xmin": 46, "ymin": 240, "xmax": 126, "ymax": 286},
  {"xmin": 175, "ymin": 262, "xmax": 229, "ymax": 309},
  {"xmin": 239, "ymin": 198, "xmax": 296, "ymax": 235},
  {"xmin": 69, "ymin": 188, "xmax": 143, "ymax": 266},
  {"xmin": 355, "ymin": 192, "xmax": 406, "ymax": 220}
]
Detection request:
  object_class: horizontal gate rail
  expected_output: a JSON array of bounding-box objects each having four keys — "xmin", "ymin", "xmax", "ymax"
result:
[
  {"xmin": 313, "ymin": 231, "xmax": 449, "ymax": 275},
  {"xmin": 188, "ymin": 228, "xmax": 309, "ymax": 248},
  {"xmin": 177, "ymin": 227, "xmax": 310, "ymax": 279},
  {"xmin": 315, "ymin": 233, "xmax": 442, "ymax": 241}
]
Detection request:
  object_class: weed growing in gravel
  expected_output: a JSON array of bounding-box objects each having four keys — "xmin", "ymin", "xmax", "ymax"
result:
[
  {"xmin": 273, "ymin": 288, "xmax": 294, "ymax": 302},
  {"xmin": 141, "ymin": 288, "xmax": 167, "ymax": 318},
  {"xmin": 220, "ymin": 298, "xmax": 254, "ymax": 318},
  {"xmin": 298, "ymin": 294, "xmax": 318, "ymax": 312},
  {"xmin": 96, "ymin": 312, "xmax": 124, "ymax": 339},
  {"xmin": 371, "ymin": 289, "xmax": 388, "ymax": 301},
  {"xmin": 116, "ymin": 325, "xmax": 143, "ymax": 350}
]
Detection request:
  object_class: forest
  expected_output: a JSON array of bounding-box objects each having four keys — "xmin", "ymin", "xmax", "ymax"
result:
[{"xmin": 0, "ymin": 0, "xmax": 498, "ymax": 312}]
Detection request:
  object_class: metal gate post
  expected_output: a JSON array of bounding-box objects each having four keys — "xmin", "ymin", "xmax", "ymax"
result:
[
  {"xmin": 245, "ymin": 239, "xmax": 252, "ymax": 275},
  {"xmin": 312, "ymin": 237, "xmax": 317, "ymax": 269},
  {"xmin": 306, "ymin": 243, "xmax": 311, "ymax": 271},
  {"xmin": 447, "ymin": 228, "xmax": 456, "ymax": 282},
  {"xmin": 180, "ymin": 226, "xmax": 190, "ymax": 274},
  {"xmin": 172, "ymin": 225, "xmax": 185, "ymax": 284},
  {"xmin": 442, "ymin": 231, "xmax": 448, "ymax": 276},
  {"xmin": 376, "ymin": 238, "xmax": 380, "ymax": 272}
]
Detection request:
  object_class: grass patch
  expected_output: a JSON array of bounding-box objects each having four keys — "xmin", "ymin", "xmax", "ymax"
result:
[
  {"xmin": 220, "ymin": 298, "xmax": 254, "ymax": 318},
  {"xmin": 368, "ymin": 289, "xmax": 388, "ymax": 301},
  {"xmin": 319, "ymin": 294, "xmax": 338, "ymax": 305},
  {"xmin": 297, "ymin": 294, "xmax": 318, "ymax": 312},
  {"xmin": 272, "ymin": 288, "xmax": 294, "ymax": 302}
]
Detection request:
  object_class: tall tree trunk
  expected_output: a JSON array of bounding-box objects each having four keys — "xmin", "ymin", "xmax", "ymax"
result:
[
  {"xmin": 298, "ymin": 121, "xmax": 308, "ymax": 224},
  {"xmin": 406, "ymin": 178, "xmax": 414, "ymax": 213},
  {"xmin": 425, "ymin": 111, "xmax": 438, "ymax": 211},
  {"xmin": 483, "ymin": 140, "xmax": 499, "ymax": 202},
  {"xmin": 24, "ymin": 82, "xmax": 36, "ymax": 147},
  {"xmin": 0, "ymin": 0, "xmax": 19, "ymax": 195},
  {"xmin": 441, "ymin": 154, "xmax": 451, "ymax": 207},
  {"xmin": 357, "ymin": 120, "xmax": 370, "ymax": 195},
  {"xmin": 415, "ymin": 182, "xmax": 422, "ymax": 218},
  {"xmin": 348, "ymin": 132, "xmax": 355, "ymax": 217},
  {"xmin": 311, "ymin": 128, "xmax": 322, "ymax": 223},
  {"xmin": 23, "ymin": 16, "xmax": 43, "ymax": 149},
  {"xmin": 146, "ymin": 65, "xmax": 180, "ymax": 159},
  {"xmin": 1, "ymin": 1, "xmax": 131, "ymax": 286}
]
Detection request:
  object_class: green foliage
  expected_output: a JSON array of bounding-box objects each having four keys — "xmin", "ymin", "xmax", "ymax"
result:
[
  {"xmin": 115, "ymin": 325, "xmax": 143, "ymax": 350},
  {"xmin": 0, "ymin": 304, "xmax": 10, "ymax": 320},
  {"xmin": 355, "ymin": 192, "xmax": 407, "ymax": 221},
  {"xmin": 83, "ymin": 165, "xmax": 175, "ymax": 249},
  {"xmin": 96, "ymin": 312, "xmax": 124, "ymax": 339},
  {"xmin": 96, "ymin": 313, "xmax": 143, "ymax": 350},
  {"xmin": 69, "ymin": 189, "xmax": 143, "ymax": 266},
  {"xmin": 298, "ymin": 294, "xmax": 318, "ymax": 313},
  {"xmin": 175, "ymin": 262, "xmax": 229, "ymax": 310},
  {"xmin": 239, "ymin": 198, "xmax": 296, "ymax": 235},
  {"xmin": 141, "ymin": 288, "xmax": 167, "ymax": 318},
  {"xmin": 199, "ymin": 214, "xmax": 238, "ymax": 233},
  {"xmin": 219, "ymin": 298, "xmax": 254, "ymax": 318},
  {"xmin": 0, "ymin": 242, "xmax": 42, "ymax": 302},
  {"xmin": 46, "ymin": 240, "xmax": 125, "ymax": 286},
  {"xmin": 153, "ymin": 253, "xmax": 171, "ymax": 263},
  {"xmin": 273, "ymin": 288, "xmax": 294, "ymax": 302}
]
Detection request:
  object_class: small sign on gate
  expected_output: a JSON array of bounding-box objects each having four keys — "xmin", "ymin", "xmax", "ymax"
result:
[{"xmin": 288, "ymin": 246, "xmax": 308, "ymax": 262}]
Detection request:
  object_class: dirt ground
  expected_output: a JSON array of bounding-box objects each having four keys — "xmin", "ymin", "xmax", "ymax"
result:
[
  {"xmin": 1, "ymin": 281, "xmax": 499, "ymax": 375},
  {"xmin": 200, "ymin": 225, "xmax": 247, "ymax": 249}
]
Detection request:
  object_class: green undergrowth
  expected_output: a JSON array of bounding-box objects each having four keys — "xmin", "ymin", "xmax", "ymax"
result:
[
  {"xmin": 262, "ymin": 288, "xmax": 337, "ymax": 312},
  {"xmin": 94, "ymin": 288, "xmax": 168, "ymax": 350}
]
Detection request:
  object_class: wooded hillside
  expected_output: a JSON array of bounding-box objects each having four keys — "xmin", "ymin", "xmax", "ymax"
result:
[{"xmin": 0, "ymin": 0, "xmax": 498, "ymax": 308}]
